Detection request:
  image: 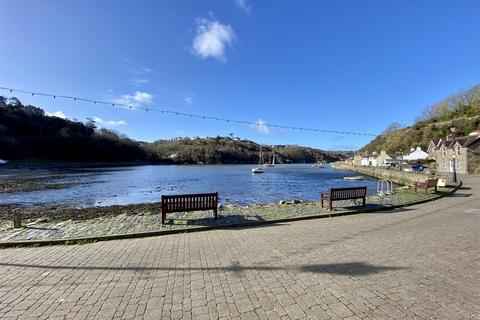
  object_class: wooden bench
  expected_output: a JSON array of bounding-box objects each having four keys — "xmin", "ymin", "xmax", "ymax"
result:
[
  {"xmin": 414, "ymin": 178, "xmax": 438, "ymax": 194},
  {"xmin": 320, "ymin": 187, "xmax": 367, "ymax": 211},
  {"xmin": 161, "ymin": 192, "xmax": 218, "ymax": 224}
]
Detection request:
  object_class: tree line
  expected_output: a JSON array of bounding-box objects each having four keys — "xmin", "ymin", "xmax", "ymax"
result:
[
  {"xmin": 0, "ymin": 97, "xmax": 344, "ymax": 164},
  {"xmin": 362, "ymin": 84, "xmax": 480, "ymax": 154}
]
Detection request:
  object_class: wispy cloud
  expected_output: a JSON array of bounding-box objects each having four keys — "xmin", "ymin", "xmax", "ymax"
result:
[
  {"xmin": 175, "ymin": 130, "xmax": 187, "ymax": 136},
  {"xmin": 46, "ymin": 111, "xmax": 69, "ymax": 120},
  {"xmin": 93, "ymin": 116, "xmax": 127, "ymax": 127},
  {"xmin": 192, "ymin": 17, "xmax": 235, "ymax": 61},
  {"xmin": 329, "ymin": 144, "xmax": 358, "ymax": 151},
  {"xmin": 251, "ymin": 119, "xmax": 270, "ymax": 134},
  {"xmin": 184, "ymin": 93, "xmax": 195, "ymax": 105},
  {"xmin": 235, "ymin": 0, "xmax": 251, "ymax": 13},
  {"xmin": 114, "ymin": 91, "xmax": 154, "ymax": 107},
  {"xmin": 123, "ymin": 60, "xmax": 154, "ymax": 86},
  {"xmin": 130, "ymin": 78, "xmax": 149, "ymax": 85}
]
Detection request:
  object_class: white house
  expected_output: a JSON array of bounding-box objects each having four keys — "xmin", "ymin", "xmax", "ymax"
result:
[
  {"xmin": 361, "ymin": 155, "xmax": 370, "ymax": 166},
  {"xmin": 403, "ymin": 147, "xmax": 429, "ymax": 161},
  {"xmin": 375, "ymin": 150, "xmax": 392, "ymax": 167}
]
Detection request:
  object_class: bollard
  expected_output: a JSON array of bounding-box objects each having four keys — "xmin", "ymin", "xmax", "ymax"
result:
[{"xmin": 13, "ymin": 211, "xmax": 22, "ymax": 228}]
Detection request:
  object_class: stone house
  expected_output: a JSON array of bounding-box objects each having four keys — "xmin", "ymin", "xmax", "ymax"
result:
[
  {"xmin": 375, "ymin": 150, "xmax": 392, "ymax": 166},
  {"xmin": 353, "ymin": 151, "xmax": 392, "ymax": 167},
  {"xmin": 353, "ymin": 154, "xmax": 363, "ymax": 166},
  {"xmin": 428, "ymin": 131, "xmax": 480, "ymax": 175},
  {"xmin": 427, "ymin": 139, "xmax": 443, "ymax": 160}
]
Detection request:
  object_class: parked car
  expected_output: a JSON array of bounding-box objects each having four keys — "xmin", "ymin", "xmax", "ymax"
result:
[{"xmin": 411, "ymin": 163, "xmax": 426, "ymax": 172}]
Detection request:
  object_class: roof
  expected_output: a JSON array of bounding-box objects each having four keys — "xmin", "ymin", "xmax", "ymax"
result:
[
  {"xmin": 440, "ymin": 135, "xmax": 480, "ymax": 149},
  {"xmin": 403, "ymin": 147, "xmax": 429, "ymax": 161},
  {"xmin": 430, "ymin": 138, "xmax": 442, "ymax": 149}
]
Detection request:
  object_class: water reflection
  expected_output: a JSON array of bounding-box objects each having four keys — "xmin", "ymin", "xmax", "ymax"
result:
[{"xmin": 0, "ymin": 164, "xmax": 380, "ymax": 208}]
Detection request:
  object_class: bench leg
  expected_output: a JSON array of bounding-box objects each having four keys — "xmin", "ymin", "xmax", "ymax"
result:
[
  {"xmin": 214, "ymin": 208, "xmax": 218, "ymax": 220},
  {"xmin": 329, "ymin": 198, "xmax": 332, "ymax": 211},
  {"xmin": 414, "ymin": 183, "xmax": 417, "ymax": 193},
  {"xmin": 320, "ymin": 193, "xmax": 324, "ymax": 208},
  {"xmin": 362, "ymin": 197, "xmax": 366, "ymax": 206},
  {"xmin": 162, "ymin": 212, "xmax": 165, "ymax": 225}
]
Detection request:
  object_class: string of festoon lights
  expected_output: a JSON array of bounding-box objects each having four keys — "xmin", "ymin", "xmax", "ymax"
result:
[{"xmin": 0, "ymin": 86, "xmax": 378, "ymax": 136}]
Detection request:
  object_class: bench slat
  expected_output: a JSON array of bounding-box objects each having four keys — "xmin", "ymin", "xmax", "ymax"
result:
[
  {"xmin": 161, "ymin": 192, "xmax": 218, "ymax": 224},
  {"xmin": 321, "ymin": 187, "xmax": 367, "ymax": 211}
]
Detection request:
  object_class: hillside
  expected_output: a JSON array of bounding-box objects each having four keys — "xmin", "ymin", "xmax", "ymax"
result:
[
  {"xmin": 0, "ymin": 97, "xmax": 151, "ymax": 162},
  {"xmin": 361, "ymin": 85, "xmax": 480, "ymax": 154},
  {"xmin": 0, "ymin": 96, "xmax": 345, "ymax": 164},
  {"xmin": 147, "ymin": 137, "xmax": 345, "ymax": 164}
]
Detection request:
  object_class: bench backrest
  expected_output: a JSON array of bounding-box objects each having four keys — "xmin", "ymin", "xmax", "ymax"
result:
[
  {"xmin": 330, "ymin": 187, "xmax": 367, "ymax": 200},
  {"xmin": 425, "ymin": 178, "xmax": 439, "ymax": 187},
  {"xmin": 161, "ymin": 192, "xmax": 218, "ymax": 213}
]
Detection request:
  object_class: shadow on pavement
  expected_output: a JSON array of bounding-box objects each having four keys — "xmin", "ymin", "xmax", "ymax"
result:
[
  {"xmin": 445, "ymin": 193, "xmax": 472, "ymax": 197},
  {"xmin": 0, "ymin": 261, "xmax": 405, "ymax": 276},
  {"xmin": 300, "ymin": 262, "xmax": 405, "ymax": 276}
]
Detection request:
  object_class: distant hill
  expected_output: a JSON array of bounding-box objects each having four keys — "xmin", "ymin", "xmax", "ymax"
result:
[
  {"xmin": 361, "ymin": 85, "xmax": 480, "ymax": 154},
  {"xmin": 0, "ymin": 96, "xmax": 346, "ymax": 164},
  {"xmin": 147, "ymin": 137, "xmax": 347, "ymax": 164},
  {"xmin": 0, "ymin": 97, "xmax": 151, "ymax": 162}
]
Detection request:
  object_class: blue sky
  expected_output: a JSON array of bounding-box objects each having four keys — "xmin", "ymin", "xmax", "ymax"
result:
[{"xmin": 1, "ymin": 0, "xmax": 479, "ymax": 150}]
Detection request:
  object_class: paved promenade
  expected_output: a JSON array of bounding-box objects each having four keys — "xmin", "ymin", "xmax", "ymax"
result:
[
  {"xmin": 0, "ymin": 187, "xmax": 452, "ymax": 242},
  {"xmin": 0, "ymin": 176, "xmax": 479, "ymax": 319}
]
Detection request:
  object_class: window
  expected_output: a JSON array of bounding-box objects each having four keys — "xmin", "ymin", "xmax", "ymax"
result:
[{"xmin": 456, "ymin": 146, "xmax": 461, "ymax": 156}]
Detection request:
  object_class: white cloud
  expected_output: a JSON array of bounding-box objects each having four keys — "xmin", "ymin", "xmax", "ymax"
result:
[
  {"xmin": 175, "ymin": 130, "xmax": 187, "ymax": 136},
  {"xmin": 122, "ymin": 60, "xmax": 154, "ymax": 86},
  {"xmin": 93, "ymin": 116, "xmax": 127, "ymax": 127},
  {"xmin": 192, "ymin": 17, "xmax": 235, "ymax": 61},
  {"xmin": 251, "ymin": 119, "xmax": 270, "ymax": 134},
  {"xmin": 46, "ymin": 111, "xmax": 69, "ymax": 120},
  {"xmin": 114, "ymin": 91, "xmax": 154, "ymax": 107},
  {"xmin": 130, "ymin": 78, "xmax": 149, "ymax": 85},
  {"xmin": 329, "ymin": 144, "xmax": 359, "ymax": 151},
  {"xmin": 236, "ymin": 0, "xmax": 251, "ymax": 13},
  {"xmin": 184, "ymin": 94, "xmax": 195, "ymax": 105}
]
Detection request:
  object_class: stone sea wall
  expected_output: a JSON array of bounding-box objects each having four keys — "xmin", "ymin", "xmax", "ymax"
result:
[{"xmin": 332, "ymin": 163, "xmax": 430, "ymax": 185}]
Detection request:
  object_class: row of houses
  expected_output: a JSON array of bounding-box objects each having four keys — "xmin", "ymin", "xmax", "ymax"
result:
[
  {"xmin": 352, "ymin": 147, "xmax": 429, "ymax": 167},
  {"xmin": 351, "ymin": 130, "xmax": 480, "ymax": 175},
  {"xmin": 427, "ymin": 130, "xmax": 480, "ymax": 175}
]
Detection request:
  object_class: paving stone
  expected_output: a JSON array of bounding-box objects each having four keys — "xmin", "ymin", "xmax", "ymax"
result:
[{"xmin": 0, "ymin": 178, "xmax": 476, "ymax": 320}]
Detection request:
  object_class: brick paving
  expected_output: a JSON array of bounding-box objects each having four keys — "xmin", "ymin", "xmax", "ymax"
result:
[
  {"xmin": 0, "ymin": 177, "xmax": 478, "ymax": 319},
  {"xmin": 0, "ymin": 186, "xmax": 452, "ymax": 242}
]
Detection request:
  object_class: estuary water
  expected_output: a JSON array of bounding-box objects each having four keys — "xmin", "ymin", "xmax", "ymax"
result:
[{"xmin": 0, "ymin": 164, "xmax": 380, "ymax": 207}]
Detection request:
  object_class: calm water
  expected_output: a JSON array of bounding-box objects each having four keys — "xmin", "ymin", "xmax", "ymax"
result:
[{"xmin": 0, "ymin": 164, "xmax": 380, "ymax": 207}]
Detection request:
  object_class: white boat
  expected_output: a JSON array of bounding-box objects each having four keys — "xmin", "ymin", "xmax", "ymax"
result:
[
  {"xmin": 343, "ymin": 175, "xmax": 364, "ymax": 180},
  {"xmin": 0, "ymin": 160, "xmax": 8, "ymax": 165},
  {"xmin": 264, "ymin": 153, "xmax": 276, "ymax": 168},
  {"xmin": 252, "ymin": 146, "xmax": 265, "ymax": 173},
  {"xmin": 312, "ymin": 162, "xmax": 325, "ymax": 168},
  {"xmin": 252, "ymin": 167, "xmax": 264, "ymax": 174}
]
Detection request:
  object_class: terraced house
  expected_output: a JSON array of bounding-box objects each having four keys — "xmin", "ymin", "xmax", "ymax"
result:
[{"xmin": 428, "ymin": 130, "xmax": 480, "ymax": 175}]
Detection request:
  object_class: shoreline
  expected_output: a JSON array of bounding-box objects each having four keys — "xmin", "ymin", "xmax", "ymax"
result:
[{"xmin": 0, "ymin": 183, "xmax": 459, "ymax": 245}]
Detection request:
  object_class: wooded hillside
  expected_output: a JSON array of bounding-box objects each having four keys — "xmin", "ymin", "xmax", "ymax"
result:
[
  {"xmin": 361, "ymin": 85, "xmax": 480, "ymax": 154},
  {"xmin": 0, "ymin": 96, "xmax": 345, "ymax": 164}
]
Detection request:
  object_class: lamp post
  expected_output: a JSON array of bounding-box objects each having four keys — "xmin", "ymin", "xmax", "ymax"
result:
[{"xmin": 451, "ymin": 154, "xmax": 457, "ymax": 184}]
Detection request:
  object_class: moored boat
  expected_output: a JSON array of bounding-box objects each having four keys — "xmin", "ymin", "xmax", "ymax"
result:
[
  {"xmin": 343, "ymin": 175, "xmax": 364, "ymax": 180},
  {"xmin": 252, "ymin": 146, "xmax": 265, "ymax": 173},
  {"xmin": 252, "ymin": 167, "xmax": 264, "ymax": 174},
  {"xmin": 264, "ymin": 153, "xmax": 276, "ymax": 168}
]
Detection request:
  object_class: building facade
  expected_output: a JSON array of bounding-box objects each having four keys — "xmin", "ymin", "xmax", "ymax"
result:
[{"xmin": 428, "ymin": 132, "xmax": 480, "ymax": 175}]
